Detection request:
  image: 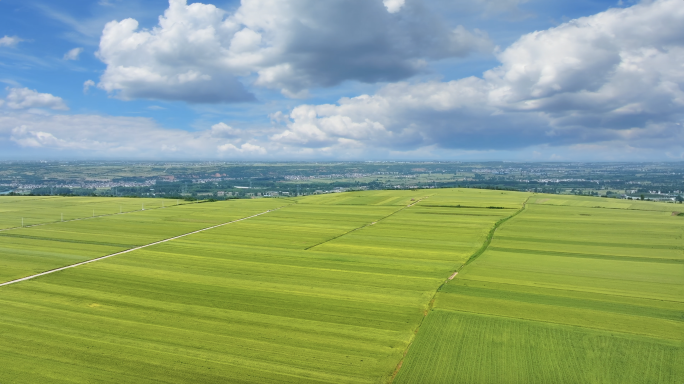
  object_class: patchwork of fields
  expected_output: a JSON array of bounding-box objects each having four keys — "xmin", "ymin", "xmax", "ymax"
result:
[
  {"xmin": 0, "ymin": 189, "xmax": 529, "ymax": 383},
  {"xmin": 396, "ymin": 198, "xmax": 684, "ymax": 383},
  {"xmin": 0, "ymin": 199, "xmax": 286, "ymax": 283},
  {"xmin": 0, "ymin": 196, "xmax": 188, "ymax": 230},
  {"xmin": 530, "ymin": 194, "xmax": 678, "ymax": 212}
]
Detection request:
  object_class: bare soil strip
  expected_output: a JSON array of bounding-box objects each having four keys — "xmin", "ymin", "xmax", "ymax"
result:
[
  {"xmin": 0, "ymin": 206, "xmax": 287, "ymax": 288},
  {"xmin": 448, "ymin": 271, "xmax": 459, "ymax": 280}
]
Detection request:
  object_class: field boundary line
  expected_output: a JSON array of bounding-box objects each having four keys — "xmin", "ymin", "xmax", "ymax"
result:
[
  {"xmin": 0, "ymin": 200, "xmax": 211, "ymax": 233},
  {"xmin": 459, "ymin": 196, "xmax": 532, "ymax": 269},
  {"xmin": 388, "ymin": 195, "xmax": 532, "ymax": 384},
  {"xmin": 0, "ymin": 205, "xmax": 289, "ymax": 288},
  {"xmin": 529, "ymin": 200, "xmax": 677, "ymax": 213},
  {"xmin": 457, "ymin": 276, "xmax": 684, "ymax": 304},
  {"xmin": 304, "ymin": 196, "xmax": 431, "ymax": 251},
  {"xmin": 430, "ymin": 307, "xmax": 684, "ymax": 342}
]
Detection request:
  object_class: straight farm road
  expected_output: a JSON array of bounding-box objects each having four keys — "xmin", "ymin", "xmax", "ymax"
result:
[
  {"xmin": 0, "ymin": 206, "xmax": 289, "ymax": 288},
  {"xmin": 0, "ymin": 198, "xmax": 289, "ymax": 283},
  {"xmin": 0, "ymin": 188, "xmax": 530, "ymax": 384}
]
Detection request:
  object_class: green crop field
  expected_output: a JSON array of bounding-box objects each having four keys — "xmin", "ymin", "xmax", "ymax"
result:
[
  {"xmin": 0, "ymin": 198, "xmax": 287, "ymax": 283},
  {"xmin": 0, "ymin": 189, "xmax": 529, "ymax": 383},
  {"xmin": 0, "ymin": 196, "xmax": 195, "ymax": 230},
  {"xmin": 395, "ymin": 310, "xmax": 682, "ymax": 384},
  {"xmin": 531, "ymin": 194, "xmax": 677, "ymax": 212},
  {"xmin": 395, "ymin": 197, "xmax": 684, "ymax": 383},
  {"xmin": 2, "ymin": 190, "xmax": 682, "ymax": 383}
]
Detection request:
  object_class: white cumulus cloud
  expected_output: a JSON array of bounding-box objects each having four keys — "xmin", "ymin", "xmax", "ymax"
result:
[
  {"xmin": 270, "ymin": 0, "xmax": 684, "ymax": 153},
  {"xmin": 3, "ymin": 88, "xmax": 69, "ymax": 110},
  {"xmin": 4, "ymin": 0, "xmax": 682, "ymax": 161},
  {"xmin": 95, "ymin": 0, "xmax": 492, "ymax": 102}
]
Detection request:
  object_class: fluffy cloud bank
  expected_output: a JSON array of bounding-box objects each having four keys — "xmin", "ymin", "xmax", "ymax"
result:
[
  {"xmin": 96, "ymin": 0, "xmax": 491, "ymax": 102},
  {"xmin": 0, "ymin": 112, "xmax": 267, "ymax": 158},
  {"xmin": 0, "ymin": 87, "xmax": 266, "ymax": 158},
  {"xmin": 270, "ymin": 0, "xmax": 684, "ymax": 154},
  {"xmin": 3, "ymin": 0, "xmax": 682, "ymax": 161}
]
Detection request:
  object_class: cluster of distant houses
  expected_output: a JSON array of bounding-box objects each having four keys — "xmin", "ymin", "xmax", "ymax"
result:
[{"xmin": 619, "ymin": 194, "xmax": 682, "ymax": 202}]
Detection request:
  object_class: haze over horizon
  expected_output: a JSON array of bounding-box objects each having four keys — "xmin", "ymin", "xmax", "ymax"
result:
[{"xmin": 1, "ymin": 0, "xmax": 683, "ymax": 161}]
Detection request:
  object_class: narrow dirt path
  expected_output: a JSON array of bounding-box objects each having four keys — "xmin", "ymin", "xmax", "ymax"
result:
[
  {"xmin": 389, "ymin": 196, "xmax": 532, "ymax": 383},
  {"xmin": 0, "ymin": 205, "xmax": 288, "ymax": 288},
  {"xmin": 305, "ymin": 196, "xmax": 430, "ymax": 251}
]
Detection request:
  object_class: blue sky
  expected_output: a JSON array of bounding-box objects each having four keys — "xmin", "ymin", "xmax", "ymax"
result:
[{"xmin": 1, "ymin": 0, "xmax": 682, "ymax": 161}]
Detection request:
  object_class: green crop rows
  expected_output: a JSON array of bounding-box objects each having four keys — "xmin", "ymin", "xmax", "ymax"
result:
[
  {"xmin": 395, "ymin": 311, "xmax": 682, "ymax": 383},
  {"xmin": 395, "ymin": 198, "xmax": 684, "ymax": 383},
  {"xmin": 0, "ymin": 189, "xmax": 526, "ymax": 383},
  {"xmin": 0, "ymin": 196, "xmax": 194, "ymax": 230},
  {"xmin": 1, "ymin": 190, "xmax": 682, "ymax": 383},
  {"xmin": 0, "ymin": 199, "xmax": 286, "ymax": 283}
]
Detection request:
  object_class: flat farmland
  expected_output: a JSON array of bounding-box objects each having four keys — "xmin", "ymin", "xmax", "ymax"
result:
[
  {"xmin": 395, "ymin": 197, "xmax": 684, "ymax": 383},
  {"xmin": 0, "ymin": 196, "xmax": 189, "ymax": 230},
  {"xmin": 419, "ymin": 190, "xmax": 527, "ymax": 209},
  {"xmin": 0, "ymin": 189, "xmax": 529, "ymax": 383},
  {"xmin": 0, "ymin": 198, "xmax": 287, "ymax": 283},
  {"xmin": 296, "ymin": 190, "xmax": 420, "ymax": 206},
  {"xmin": 531, "ymin": 194, "xmax": 677, "ymax": 212},
  {"xmin": 396, "ymin": 310, "xmax": 682, "ymax": 384}
]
